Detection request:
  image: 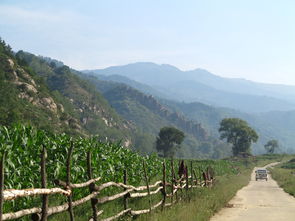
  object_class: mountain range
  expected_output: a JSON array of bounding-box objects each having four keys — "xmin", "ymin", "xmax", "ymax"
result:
[
  {"xmin": 84, "ymin": 62, "xmax": 295, "ymax": 154},
  {"xmin": 84, "ymin": 62, "xmax": 295, "ymax": 113}
]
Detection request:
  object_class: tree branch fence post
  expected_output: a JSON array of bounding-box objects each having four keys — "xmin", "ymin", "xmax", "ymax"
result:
[
  {"xmin": 40, "ymin": 145, "xmax": 48, "ymax": 221},
  {"xmin": 66, "ymin": 142, "xmax": 75, "ymax": 221},
  {"xmin": 0, "ymin": 153, "xmax": 5, "ymax": 221},
  {"xmin": 190, "ymin": 161, "xmax": 193, "ymax": 189},
  {"xmin": 170, "ymin": 159, "xmax": 174, "ymax": 204},
  {"xmin": 143, "ymin": 161, "xmax": 152, "ymax": 213},
  {"xmin": 185, "ymin": 166, "xmax": 189, "ymax": 201},
  {"xmin": 161, "ymin": 161, "xmax": 166, "ymax": 210},
  {"xmin": 87, "ymin": 151, "xmax": 98, "ymax": 221},
  {"xmin": 193, "ymin": 170, "xmax": 198, "ymax": 186},
  {"xmin": 199, "ymin": 166, "xmax": 202, "ymax": 186},
  {"xmin": 123, "ymin": 169, "xmax": 128, "ymax": 211}
]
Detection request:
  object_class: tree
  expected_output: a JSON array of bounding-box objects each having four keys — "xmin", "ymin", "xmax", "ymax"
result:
[
  {"xmin": 219, "ymin": 118, "xmax": 258, "ymax": 156},
  {"xmin": 156, "ymin": 126, "xmax": 185, "ymax": 158},
  {"xmin": 264, "ymin": 139, "xmax": 279, "ymax": 154}
]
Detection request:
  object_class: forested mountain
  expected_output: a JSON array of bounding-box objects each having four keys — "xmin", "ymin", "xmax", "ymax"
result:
[
  {"xmin": 85, "ymin": 62, "xmax": 295, "ymax": 113},
  {"xmin": 161, "ymin": 100, "xmax": 295, "ymax": 154},
  {"xmin": 83, "ymin": 66, "xmax": 295, "ymax": 154},
  {"xmin": 0, "ymin": 40, "xmax": 133, "ymax": 145},
  {"xmin": 80, "ymin": 75, "xmax": 232, "ymax": 158}
]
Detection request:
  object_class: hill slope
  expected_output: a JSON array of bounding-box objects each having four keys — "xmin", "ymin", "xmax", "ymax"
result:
[
  {"xmin": 0, "ymin": 40, "xmax": 133, "ymax": 144},
  {"xmin": 80, "ymin": 74, "xmax": 232, "ymax": 158},
  {"xmin": 162, "ymin": 100, "xmax": 295, "ymax": 154}
]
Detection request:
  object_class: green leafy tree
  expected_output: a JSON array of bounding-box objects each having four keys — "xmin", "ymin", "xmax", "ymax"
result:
[
  {"xmin": 156, "ymin": 126, "xmax": 185, "ymax": 158},
  {"xmin": 219, "ymin": 118, "xmax": 258, "ymax": 156},
  {"xmin": 264, "ymin": 139, "xmax": 279, "ymax": 154}
]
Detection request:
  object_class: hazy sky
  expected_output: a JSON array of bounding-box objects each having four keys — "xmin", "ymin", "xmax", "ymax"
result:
[{"xmin": 1, "ymin": 0, "xmax": 295, "ymax": 85}]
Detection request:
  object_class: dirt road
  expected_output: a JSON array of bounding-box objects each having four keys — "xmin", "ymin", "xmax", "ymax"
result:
[{"xmin": 211, "ymin": 162, "xmax": 295, "ymax": 221}]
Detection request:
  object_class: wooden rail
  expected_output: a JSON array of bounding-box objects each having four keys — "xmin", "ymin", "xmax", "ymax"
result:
[{"xmin": 0, "ymin": 147, "xmax": 215, "ymax": 221}]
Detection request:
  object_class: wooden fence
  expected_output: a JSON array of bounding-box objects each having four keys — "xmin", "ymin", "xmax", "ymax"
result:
[{"xmin": 0, "ymin": 146, "xmax": 214, "ymax": 221}]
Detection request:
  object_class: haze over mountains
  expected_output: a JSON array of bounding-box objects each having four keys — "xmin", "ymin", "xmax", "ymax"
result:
[
  {"xmin": 85, "ymin": 62, "xmax": 295, "ymax": 113},
  {"xmin": 84, "ymin": 62, "xmax": 295, "ymax": 154}
]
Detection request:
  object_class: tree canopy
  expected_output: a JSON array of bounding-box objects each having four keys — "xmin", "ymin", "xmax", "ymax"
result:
[
  {"xmin": 264, "ymin": 139, "xmax": 279, "ymax": 154},
  {"xmin": 156, "ymin": 126, "xmax": 185, "ymax": 158},
  {"xmin": 219, "ymin": 118, "xmax": 258, "ymax": 156}
]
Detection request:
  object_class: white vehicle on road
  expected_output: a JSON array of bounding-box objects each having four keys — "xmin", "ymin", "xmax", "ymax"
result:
[{"xmin": 255, "ymin": 169, "xmax": 268, "ymax": 181}]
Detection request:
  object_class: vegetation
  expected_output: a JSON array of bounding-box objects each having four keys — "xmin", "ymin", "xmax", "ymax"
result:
[
  {"xmin": 0, "ymin": 124, "xmax": 161, "ymax": 213},
  {"xmin": 264, "ymin": 139, "xmax": 279, "ymax": 154},
  {"xmin": 80, "ymin": 75, "xmax": 228, "ymax": 159},
  {"xmin": 0, "ymin": 124, "xmax": 285, "ymax": 220},
  {"xmin": 156, "ymin": 127, "xmax": 185, "ymax": 157},
  {"xmin": 270, "ymin": 158, "xmax": 295, "ymax": 197},
  {"xmin": 137, "ymin": 154, "xmax": 284, "ymax": 221},
  {"xmin": 219, "ymin": 118, "xmax": 258, "ymax": 156}
]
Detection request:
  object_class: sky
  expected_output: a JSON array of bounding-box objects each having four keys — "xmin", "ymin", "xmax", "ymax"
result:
[{"xmin": 0, "ymin": 0, "xmax": 295, "ymax": 85}]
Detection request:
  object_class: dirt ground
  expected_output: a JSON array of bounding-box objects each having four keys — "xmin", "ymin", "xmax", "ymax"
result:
[{"xmin": 211, "ymin": 162, "xmax": 295, "ymax": 221}]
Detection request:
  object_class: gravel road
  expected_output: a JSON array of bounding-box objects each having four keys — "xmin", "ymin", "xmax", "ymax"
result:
[{"xmin": 211, "ymin": 162, "xmax": 295, "ymax": 221}]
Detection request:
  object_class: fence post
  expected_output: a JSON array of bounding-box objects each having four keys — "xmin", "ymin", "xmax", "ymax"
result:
[
  {"xmin": 170, "ymin": 159, "xmax": 174, "ymax": 204},
  {"xmin": 143, "ymin": 161, "xmax": 152, "ymax": 213},
  {"xmin": 0, "ymin": 153, "xmax": 5, "ymax": 221},
  {"xmin": 190, "ymin": 161, "xmax": 193, "ymax": 189},
  {"xmin": 185, "ymin": 166, "xmax": 189, "ymax": 201},
  {"xmin": 123, "ymin": 169, "xmax": 128, "ymax": 211},
  {"xmin": 199, "ymin": 166, "xmax": 202, "ymax": 186},
  {"xmin": 202, "ymin": 172, "xmax": 207, "ymax": 187},
  {"xmin": 40, "ymin": 145, "xmax": 48, "ymax": 221},
  {"xmin": 87, "ymin": 151, "xmax": 98, "ymax": 221},
  {"xmin": 161, "ymin": 161, "xmax": 166, "ymax": 210},
  {"xmin": 66, "ymin": 142, "xmax": 75, "ymax": 221},
  {"xmin": 193, "ymin": 170, "xmax": 198, "ymax": 186}
]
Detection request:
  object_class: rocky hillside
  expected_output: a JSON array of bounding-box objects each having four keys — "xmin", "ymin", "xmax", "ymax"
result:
[{"xmin": 0, "ymin": 39, "xmax": 133, "ymax": 145}]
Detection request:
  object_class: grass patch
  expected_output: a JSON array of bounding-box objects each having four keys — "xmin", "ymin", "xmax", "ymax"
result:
[
  {"xmin": 270, "ymin": 157, "xmax": 295, "ymax": 197},
  {"xmin": 136, "ymin": 168, "xmax": 252, "ymax": 221},
  {"xmin": 136, "ymin": 155, "xmax": 287, "ymax": 221}
]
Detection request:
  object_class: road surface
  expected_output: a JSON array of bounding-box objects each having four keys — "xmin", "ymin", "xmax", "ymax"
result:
[{"xmin": 211, "ymin": 162, "xmax": 295, "ymax": 221}]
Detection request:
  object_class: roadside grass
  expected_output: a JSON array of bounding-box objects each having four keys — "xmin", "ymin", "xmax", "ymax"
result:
[
  {"xmin": 136, "ymin": 168, "xmax": 252, "ymax": 221},
  {"xmin": 270, "ymin": 157, "xmax": 295, "ymax": 197},
  {"xmin": 136, "ymin": 154, "xmax": 287, "ymax": 221}
]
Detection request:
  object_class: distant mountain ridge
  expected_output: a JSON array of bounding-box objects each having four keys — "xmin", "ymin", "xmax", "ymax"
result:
[{"xmin": 84, "ymin": 62, "xmax": 295, "ymax": 113}]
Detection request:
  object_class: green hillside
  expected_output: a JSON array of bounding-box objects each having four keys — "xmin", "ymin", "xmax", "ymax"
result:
[
  {"xmin": 162, "ymin": 100, "xmax": 295, "ymax": 154},
  {"xmin": 82, "ymin": 72, "xmax": 295, "ymax": 154},
  {"xmin": 0, "ymin": 39, "xmax": 133, "ymax": 145},
  {"xmin": 80, "ymin": 75, "xmax": 232, "ymax": 158}
]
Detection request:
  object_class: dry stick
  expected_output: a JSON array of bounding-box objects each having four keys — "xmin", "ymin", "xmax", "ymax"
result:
[
  {"xmin": 54, "ymin": 178, "xmax": 101, "ymax": 189},
  {"xmin": 189, "ymin": 161, "xmax": 193, "ymax": 201},
  {"xmin": 40, "ymin": 145, "xmax": 48, "ymax": 221},
  {"xmin": 202, "ymin": 172, "xmax": 207, "ymax": 187},
  {"xmin": 0, "ymin": 153, "xmax": 5, "ymax": 221},
  {"xmin": 142, "ymin": 161, "xmax": 151, "ymax": 213},
  {"xmin": 170, "ymin": 159, "xmax": 174, "ymax": 205},
  {"xmin": 87, "ymin": 151, "xmax": 98, "ymax": 221},
  {"xmin": 123, "ymin": 169, "xmax": 128, "ymax": 210},
  {"xmin": 199, "ymin": 166, "xmax": 202, "ymax": 186},
  {"xmin": 185, "ymin": 166, "xmax": 189, "ymax": 201},
  {"xmin": 190, "ymin": 162, "xmax": 193, "ymax": 189},
  {"xmin": 66, "ymin": 142, "xmax": 75, "ymax": 221},
  {"xmin": 161, "ymin": 161, "xmax": 166, "ymax": 211},
  {"xmin": 193, "ymin": 170, "xmax": 198, "ymax": 185}
]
